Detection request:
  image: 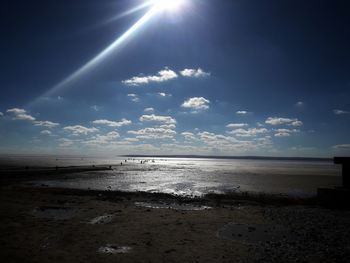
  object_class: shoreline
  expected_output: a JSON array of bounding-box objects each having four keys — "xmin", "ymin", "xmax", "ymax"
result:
[
  {"xmin": 1, "ymin": 167, "xmax": 350, "ymax": 262},
  {"xmin": 0, "ymin": 165, "xmax": 331, "ymax": 207},
  {"xmin": 120, "ymin": 155, "xmax": 333, "ymax": 162}
]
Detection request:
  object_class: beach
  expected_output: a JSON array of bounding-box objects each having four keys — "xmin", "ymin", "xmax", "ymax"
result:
[{"xmin": 1, "ymin": 161, "xmax": 350, "ymax": 263}]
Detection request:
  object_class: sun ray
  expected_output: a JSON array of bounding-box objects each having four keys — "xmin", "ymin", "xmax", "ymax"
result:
[
  {"xmin": 28, "ymin": 0, "xmax": 188, "ymax": 107},
  {"xmin": 28, "ymin": 4, "xmax": 160, "ymax": 107}
]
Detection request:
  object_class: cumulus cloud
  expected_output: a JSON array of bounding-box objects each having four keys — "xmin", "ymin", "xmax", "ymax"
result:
[
  {"xmin": 144, "ymin": 107, "xmax": 154, "ymax": 112},
  {"xmin": 295, "ymin": 101, "xmax": 304, "ymax": 107},
  {"xmin": 227, "ymin": 128, "xmax": 268, "ymax": 137},
  {"xmin": 179, "ymin": 68, "xmax": 210, "ymax": 78},
  {"xmin": 122, "ymin": 67, "xmax": 178, "ymax": 86},
  {"xmin": 34, "ymin": 120, "xmax": 59, "ymax": 129},
  {"xmin": 197, "ymin": 131, "xmax": 241, "ymax": 147},
  {"xmin": 236, "ymin": 110, "xmax": 249, "ymax": 115},
  {"xmin": 159, "ymin": 124, "xmax": 176, "ymax": 129},
  {"xmin": 63, "ymin": 125, "xmax": 98, "ymax": 136},
  {"xmin": 12, "ymin": 113, "xmax": 36, "ymax": 121},
  {"xmin": 127, "ymin": 93, "xmax": 140, "ymax": 102},
  {"xmin": 139, "ymin": 114, "xmax": 176, "ymax": 124},
  {"xmin": 181, "ymin": 97, "xmax": 210, "ymax": 110},
  {"xmin": 0, "ymin": 112, "xmax": 3, "ymax": 117},
  {"xmin": 226, "ymin": 123, "xmax": 248, "ymax": 128},
  {"xmin": 92, "ymin": 118, "xmax": 132, "ymax": 127},
  {"xmin": 274, "ymin": 132, "xmax": 290, "ymax": 137},
  {"xmin": 6, "ymin": 108, "xmax": 26, "ymax": 114},
  {"xmin": 40, "ymin": 130, "xmax": 52, "ymax": 135},
  {"xmin": 7, "ymin": 108, "xmax": 36, "ymax": 121},
  {"xmin": 128, "ymin": 127, "xmax": 176, "ymax": 139},
  {"xmin": 82, "ymin": 131, "xmax": 120, "ymax": 146},
  {"xmin": 333, "ymin": 109, "xmax": 349, "ymax": 115},
  {"xmin": 274, "ymin": 128, "xmax": 299, "ymax": 137},
  {"xmin": 157, "ymin": 92, "xmax": 172, "ymax": 97},
  {"xmin": 290, "ymin": 120, "xmax": 303, "ymax": 126},
  {"xmin": 265, "ymin": 117, "xmax": 303, "ymax": 126},
  {"xmin": 181, "ymin": 132, "xmax": 197, "ymax": 141},
  {"xmin": 276, "ymin": 128, "xmax": 299, "ymax": 133}
]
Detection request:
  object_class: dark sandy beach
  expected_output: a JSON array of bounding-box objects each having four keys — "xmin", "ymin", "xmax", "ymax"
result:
[{"xmin": 1, "ymin": 166, "xmax": 350, "ymax": 263}]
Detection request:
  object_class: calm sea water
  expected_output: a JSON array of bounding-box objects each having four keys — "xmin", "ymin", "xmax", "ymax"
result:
[{"xmin": 18, "ymin": 156, "xmax": 342, "ymax": 198}]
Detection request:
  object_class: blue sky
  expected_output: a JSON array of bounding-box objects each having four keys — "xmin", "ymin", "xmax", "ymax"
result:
[{"xmin": 1, "ymin": 0, "xmax": 350, "ymax": 157}]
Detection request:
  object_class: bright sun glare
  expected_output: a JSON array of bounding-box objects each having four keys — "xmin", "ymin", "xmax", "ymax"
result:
[
  {"xmin": 152, "ymin": 0, "xmax": 186, "ymax": 12},
  {"xmin": 29, "ymin": 0, "xmax": 189, "ymax": 106}
]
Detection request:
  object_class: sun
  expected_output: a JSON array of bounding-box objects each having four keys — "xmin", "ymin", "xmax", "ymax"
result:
[{"xmin": 152, "ymin": 0, "xmax": 186, "ymax": 12}]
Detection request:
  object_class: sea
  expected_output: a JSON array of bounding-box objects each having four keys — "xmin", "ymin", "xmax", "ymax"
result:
[{"xmin": 1, "ymin": 155, "xmax": 342, "ymax": 198}]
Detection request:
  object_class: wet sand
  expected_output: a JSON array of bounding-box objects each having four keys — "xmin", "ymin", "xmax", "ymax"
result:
[{"xmin": 1, "ymin": 167, "xmax": 350, "ymax": 263}]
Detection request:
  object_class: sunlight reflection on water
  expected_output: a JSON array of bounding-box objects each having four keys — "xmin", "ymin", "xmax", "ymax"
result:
[{"xmin": 35, "ymin": 158, "xmax": 341, "ymax": 197}]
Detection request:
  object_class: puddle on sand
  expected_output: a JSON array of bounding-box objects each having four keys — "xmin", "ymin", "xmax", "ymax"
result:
[
  {"xmin": 32, "ymin": 206, "xmax": 76, "ymax": 220},
  {"xmin": 217, "ymin": 223, "xmax": 292, "ymax": 244},
  {"xmin": 98, "ymin": 244, "xmax": 132, "ymax": 254},
  {"xmin": 88, "ymin": 214, "xmax": 114, "ymax": 224},
  {"xmin": 135, "ymin": 201, "xmax": 211, "ymax": 211}
]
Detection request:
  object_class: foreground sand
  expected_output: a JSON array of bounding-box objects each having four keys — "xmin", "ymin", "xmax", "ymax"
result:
[{"xmin": 1, "ymin": 167, "xmax": 350, "ymax": 263}]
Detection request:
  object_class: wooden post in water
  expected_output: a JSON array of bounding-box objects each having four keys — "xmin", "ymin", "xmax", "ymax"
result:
[{"xmin": 334, "ymin": 157, "xmax": 350, "ymax": 189}]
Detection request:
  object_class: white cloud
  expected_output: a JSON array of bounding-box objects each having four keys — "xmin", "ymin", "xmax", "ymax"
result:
[
  {"xmin": 236, "ymin": 110, "xmax": 250, "ymax": 115},
  {"xmin": 82, "ymin": 131, "xmax": 120, "ymax": 146},
  {"xmin": 16, "ymin": 114, "xmax": 36, "ymax": 121},
  {"xmin": 34, "ymin": 120, "xmax": 59, "ymax": 129},
  {"xmin": 92, "ymin": 118, "xmax": 132, "ymax": 127},
  {"xmin": 122, "ymin": 67, "xmax": 178, "ymax": 86},
  {"xmin": 227, "ymin": 128, "xmax": 268, "ymax": 137},
  {"xmin": 332, "ymin": 144, "xmax": 350, "ymax": 150},
  {"xmin": 40, "ymin": 130, "xmax": 52, "ymax": 135},
  {"xmin": 63, "ymin": 125, "xmax": 98, "ymax": 136},
  {"xmin": 179, "ymin": 68, "xmax": 210, "ymax": 78},
  {"xmin": 127, "ymin": 93, "xmax": 140, "ymax": 102},
  {"xmin": 274, "ymin": 132, "xmax": 290, "ymax": 137},
  {"xmin": 290, "ymin": 120, "xmax": 303, "ymax": 126},
  {"xmin": 265, "ymin": 117, "xmax": 303, "ymax": 126},
  {"xmin": 139, "ymin": 114, "xmax": 176, "ymax": 124},
  {"xmin": 275, "ymin": 128, "xmax": 299, "ymax": 133},
  {"xmin": 197, "ymin": 131, "xmax": 240, "ymax": 147},
  {"xmin": 144, "ymin": 107, "xmax": 154, "ymax": 112},
  {"xmin": 159, "ymin": 124, "xmax": 176, "ymax": 129},
  {"xmin": 128, "ymin": 127, "xmax": 176, "ymax": 139},
  {"xmin": 333, "ymin": 109, "xmax": 349, "ymax": 115},
  {"xmin": 181, "ymin": 97, "xmax": 210, "ymax": 110},
  {"xmin": 226, "ymin": 123, "xmax": 248, "ymax": 128},
  {"xmin": 7, "ymin": 108, "xmax": 36, "ymax": 121},
  {"xmin": 158, "ymin": 92, "xmax": 172, "ymax": 97},
  {"xmin": 181, "ymin": 132, "xmax": 197, "ymax": 141},
  {"xmin": 123, "ymin": 137, "xmax": 139, "ymax": 142},
  {"xmin": 6, "ymin": 108, "xmax": 61, "ymax": 130},
  {"xmin": 0, "ymin": 112, "xmax": 3, "ymax": 117},
  {"xmin": 295, "ymin": 101, "xmax": 304, "ymax": 107},
  {"xmin": 274, "ymin": 129, "xmax": 299, "ymax": 137},
  {"xmin": 6, "ymin": 108, "xmax": 26, "ymax": 114}
]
